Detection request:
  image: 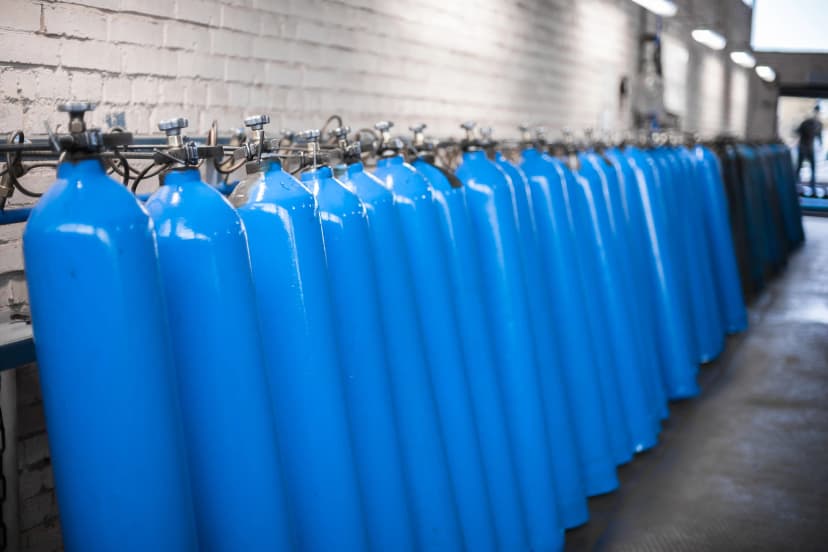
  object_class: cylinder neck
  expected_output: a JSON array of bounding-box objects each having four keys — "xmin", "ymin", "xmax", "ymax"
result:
[
  {"xmin": 56, "ymin": 157, "xmax": 107, "ymax": 180},
  {"xmin": 162, "ymin": 167, "xmax": 202, "ymax": 186},
  {"xmin": 300, "ymin": 166, "xmax": 332, "ymax": 183},
  {"xmin": 376, "ymin": 154, "xmax": 404, "ymax": 168},
  {"xmin": 347, "ymin": 162, "xmax": 365, "ymax": 177},
  {"xmin": 463, "ymin": 149, "xmax": 488, "ymax": 162}
]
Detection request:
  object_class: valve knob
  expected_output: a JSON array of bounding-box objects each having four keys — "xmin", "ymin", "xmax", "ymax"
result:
[
  {"xmin": 244, "ymin": 114, "xmax": 270, "ymax": 129},
  {"xmin": 409, "ymin": 123, "xmax": 427, "ymax": 133},
  {"xmin": 158, "ymin": 117, "xmax": 189, "ymax": 135},
  {"xmin": 518, "ymin": 123, "xmax": 530, "ymax": 133},
  {"xmin": 479, "ymin": 126, "xmax": 493, "ymax": 138},
  {"xmin": 58, "ymin": 102, "xmax": 96, "ymax": 114},
  {"xmin": 374, "ymin": 121, "xmax": 394, "ymax": 132},
  {"xmin": 329, "ymin": 126, "xmax": 351, "ymax": 139},
  {"xmin": 297, "ymin": 129, "xmax": 321, "ymax": 142},
  {"xmin": 59, "ymin": 102, "xmax": 97, "ymax": 134},
  {"xmin": 460, "ymin": 121, "xmax": 477, "ymax": 131}
]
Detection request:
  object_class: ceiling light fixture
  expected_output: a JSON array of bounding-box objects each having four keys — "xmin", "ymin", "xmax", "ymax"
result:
[
  {"xmin": 730, "ymin": 51, "xmax": 756, "ymax": 68},
  {"xmin": 630, "ymin": 0, "xmax": 677, "ymax": 17},
  {"xmin": 692, "ymin": 29, "xmax": 727, "ymax": 50},
  {"xmin": 755, "ymin": 65, "xmax": 776, "ymax": 82}
]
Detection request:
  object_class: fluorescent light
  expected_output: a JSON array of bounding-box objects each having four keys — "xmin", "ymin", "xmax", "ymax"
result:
[
  {"xmin": 730, "ymin": 51, "xmax": 756, "ymax": 68},
  {"xmin": 755, "ymin": 65, "xmax": 776, "ymax": 82},
  {"xmin": 692, "ymin": 29, "xmax": 727, "ymax": 50},
  {"xmin": 630, "ymin": 0, "xmax": 677, "ymax": 17}
]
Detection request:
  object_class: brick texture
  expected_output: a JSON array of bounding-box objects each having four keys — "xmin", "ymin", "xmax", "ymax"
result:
[{"xmin": 15, "ymin": 363, "xmax": 61, "ymax": 551}]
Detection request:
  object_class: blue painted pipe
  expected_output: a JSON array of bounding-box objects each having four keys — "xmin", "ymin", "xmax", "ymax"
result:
[
  {"xmin": 413, "ymin": 157, "xmax": 529, "ymax": 551},
  {"xmin": 145, "ymin": 168, "xmax": 293, "ymax": 550},
  {"xmin": 340, "ymin": 161, "xmax": 464, "ymax": 551},
  {"xmin": 302, "ymin": 166, "xmax": 416, "ymax": 552},
  {"xmin": 23, "ymin": 158, "xmax": 199, "ymax": 551},
  {"xmin": 232, "ymin": 159, "xmax": 369, "ymax": 551},
  {"xmin": 0, "ymin": 207, "xmax": 31, "ymax": 225},
  {"xmin": 373, "ymin": 154, "xmax": 498, "ymax": 552},
  {"xmin": 456, "ymin": 149, "xmax": 565, "ymax": 550},
  {"xmin": 518, "ymin": 149, "xmax": 619, "ymax": 495}
]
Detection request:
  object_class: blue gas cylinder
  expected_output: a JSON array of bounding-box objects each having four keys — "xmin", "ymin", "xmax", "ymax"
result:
[
  {"xmin": 456, "ymin": 147, "xmax": 566, "ymax": 550},
  {"xmin": 518, "ymin": 148, "xmax": 619, "ymax": 495},
  {"xmin": 302, "ymin": 165, "xmax": 416, "ymax": 552},
  {"xmin": 547, "ymin": 155, "xmax": 634, "ymax": 466},
  {"xmin": 23, "ymin": 158, "xmax": 199, "ymax": 552},
  {"xmin": 651, "ymin": 148, "xmax": 702, "ymax": 363},
  {"xmin": 577, "ymin": 152, "xmax": 659, "ymax": 452},
  {"xmin": 492, "ymin": 152, "xmax": 591, "ymax": 518},
  {"xmin": 339, "ymin": 161, "xmax": 464, "ymax": 551},
  {"xmin": 592, "ymin": 149, "xmax": 666, "ymax": 424},
  {"xmin": 676, "ymin": 147, "xmax": 726, "ymax": 361},
  {"xmin": 231, "ymin": 158, "xmax": 368, "ymax": 551},
  {"xmin": 413, "ymin": 155, "xmax": 529, "ymax": 551},
  {"xmin": 604, "ymin": 148, "xmax": 670, "ymax": 420},
  {"xmin": 693, "ymin": 145, "xmax": 747, "ymax": 333},
  {"xmin": 145, "ymin": 167, "xmax": 292, "ymax": 550},
  {"xmin": 625, "ymin": 147, "xmax": 699, "ymax": 398},
  {"xmin": 373, "ymin": 153, "xmax": 497, "ymax": 551}
]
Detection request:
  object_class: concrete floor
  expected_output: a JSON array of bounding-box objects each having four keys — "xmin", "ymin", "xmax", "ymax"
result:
[{"xmin": 566, "ymin": 216, "xmax": 828, "ymax": 552}]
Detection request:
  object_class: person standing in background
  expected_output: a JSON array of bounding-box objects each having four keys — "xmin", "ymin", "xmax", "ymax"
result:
[{"xmin": 796, "ymin": 104, "xmax": 823, "ymax": 184}]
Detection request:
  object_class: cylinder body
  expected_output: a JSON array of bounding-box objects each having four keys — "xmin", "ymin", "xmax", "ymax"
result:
[
  {"xmin": 553, "ymin": 158, "xmax": 634, "ymax": 466},
  {"xmin": 303, "ymin": 166, "xmax": 416, "ymax": 552},
  {"xmin": 233, "ymin": 160, "xmax": 368, "ymax": 551},
  {"xmin": 456, "ymin": 150, "xmax": 565, "ymax": 551},
  {"xmin": 605, "ymin": 149, "xmax": 670, "ymax": 420},
  {"xmin": 519, "ymin": 150, "xmax": 619, "ymax": 495},
  {"xmin": 625, "ymin": 148, "xmax": 699, "ymax": 398},
  {"xmin": 414, "ymin": 157, "xmax": 529, "ymax": 551},
  {"xmin": 341, "ymin": 162, "xmax": 464, "ymax": 551},
  {"xmin": 676, "ymin": 147, "xmax": 726, "ymax": 362},
  {"xmin": 145, "ymin": 168, "xmax": 293, "ymax": 551},
  {"xmin": 374, "ymin": 155, "xmax": 497, "ymax": 551},
  {"xmin": 494, "ymin": 153, "xmax": 590, "ymax": 524},
  {"xmin": 649, "ymin": 148, "xmax": 701, "ymax": 365},
  {"xmin": 577, "ymin": 153, "xmax": 659, "ymax": 453},
  {"xmin": 588, "ymin": 151, "xmax": 665, "ymax": 429},
  {"xmin": 24, "ymin": 158, "xmax": 199, "ymax": 551},
  {"xmin": 693, "ymin": 146, "xmax": 748, "ymax": 333}
]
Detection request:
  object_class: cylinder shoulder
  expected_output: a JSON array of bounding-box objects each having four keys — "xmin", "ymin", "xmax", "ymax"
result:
[
  {"xmin": 26, "ymin": 171, "xmax": 151, "ymax": 236},
  {"xmin": 146, "ymin": 179, "xmax": 244, "ymax": 237}
]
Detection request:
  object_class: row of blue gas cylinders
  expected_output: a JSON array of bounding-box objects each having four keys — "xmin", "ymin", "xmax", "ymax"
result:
[
  {"xmin": 23, "ymin": 141, "xmax": 759, "ymax": 551},
  {"xmin": 713, "ymin": 142, "xmax": 805, "ymax": 298}
]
